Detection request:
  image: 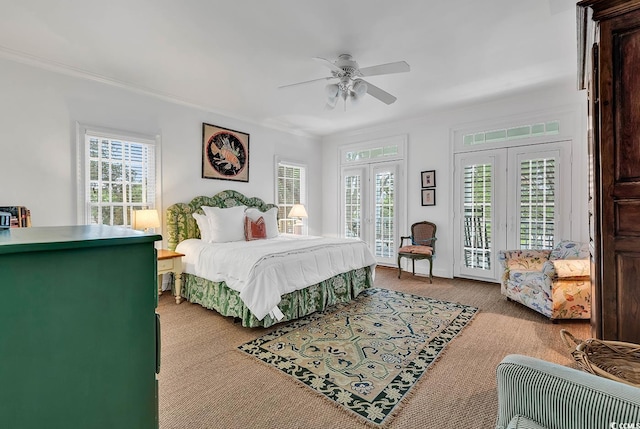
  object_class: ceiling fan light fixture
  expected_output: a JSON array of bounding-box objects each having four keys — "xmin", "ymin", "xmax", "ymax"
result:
[
  {"xmin": 352, "ymin": 80, "xmax": 368, "ymax": 97},
  {"xmin": 282, "ymin": 54, "xmax": 409, "ymax": 109},
  {"xmin": 325, "ymin": 83, "xmax": 339, "ymax": 99}
]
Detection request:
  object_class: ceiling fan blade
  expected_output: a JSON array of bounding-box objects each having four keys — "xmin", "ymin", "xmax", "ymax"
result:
[
  {"xmin": 278, "ymin": 76, "xmax": 334, "ymax": 89},
  {"xmin": 312, "ymin": 57, "xmax": 343, "ymax": 74},
  {"xmin": 359, "ymin": 61, "xmax": 410, "ymax": 77},
  {"xmin": 358, "ymin": 79, "xmax": 397, "ymax": 105}
]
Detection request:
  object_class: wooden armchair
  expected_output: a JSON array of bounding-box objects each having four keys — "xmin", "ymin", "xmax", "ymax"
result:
[{"xmin": 397, "ymin": 221, "xmax": 437, "ymax": 282}]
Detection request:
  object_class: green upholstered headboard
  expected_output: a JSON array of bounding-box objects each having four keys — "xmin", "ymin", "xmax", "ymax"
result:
[{"xmin": 166, "ymin": 190, "xmax": 277, "ymax": 251}]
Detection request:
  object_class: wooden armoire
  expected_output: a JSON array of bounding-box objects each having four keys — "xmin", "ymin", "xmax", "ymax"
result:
[{"xmin": 578, "ymin": 0, "xmax": 640, "ymax": 343}]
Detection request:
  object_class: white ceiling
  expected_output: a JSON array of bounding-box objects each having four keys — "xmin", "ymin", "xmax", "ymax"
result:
[{"xmin": 0, "ymin": 0, "xmax": 579, "ymax": 137}]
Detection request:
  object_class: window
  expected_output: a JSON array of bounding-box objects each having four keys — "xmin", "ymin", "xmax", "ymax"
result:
[
  {"xmin": 276, "ymin": 161, "xmax": 306, "ymax": 234},
  {"xmin": 343, "ymin": 144, "xmax": 399, "ymax": 163},
  {"xmin": 519, "ymin": 158, "xmax": 556, "ymax": 249},
  {"xmin": 341, "ymin": 137, "xmax": 405, "ymax": 165},
  {"xmin": 454, "ymin": 142, "xmax": 568, "ymax": 282},
  {"xmin": 344, "ymin": 174, "xmax": 361, "ymax": 238},
  {"xmin": 340, "ymin": 135, "xmax": 407, "ymax": 266},
  {"xmin": 77, "ymin": 124, "xmax": 158, "ymax": 227},
  {"xmin": 462, "ymin": 121, "xmax": 560, "ymax": 146},
  {"xmin": 462, "ymin": 163, "xmax": 493, "ymax": 271}
]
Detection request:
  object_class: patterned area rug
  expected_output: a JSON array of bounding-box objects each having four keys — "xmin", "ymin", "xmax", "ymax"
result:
[{"xmin": 238, "ymin": 288, "xmax": 478, "ymax": 426}]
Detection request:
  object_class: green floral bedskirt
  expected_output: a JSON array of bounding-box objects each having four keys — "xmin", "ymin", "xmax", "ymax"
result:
[{"xmin": 181, "ymin": 266, "xmax": 374, "ymax": 328}]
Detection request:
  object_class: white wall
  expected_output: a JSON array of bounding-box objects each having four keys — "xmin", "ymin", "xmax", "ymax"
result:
[
  {"xmin": 0, "ymin": 55, "xmax": 590, "ymax": 276},
  {"xmin": 321, "ymin": 80, "xmax": 589, "ymax": 280},
  {"xmin": 0, "ymin": 57, "xmax": 323, "ymax": 242}
]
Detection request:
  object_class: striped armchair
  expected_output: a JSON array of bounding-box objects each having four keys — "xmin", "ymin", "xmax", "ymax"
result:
[{"xmin": 496, "ymin": 354, "xmax": 640, "ymax": 429}]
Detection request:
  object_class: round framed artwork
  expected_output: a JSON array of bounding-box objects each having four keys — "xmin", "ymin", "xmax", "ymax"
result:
[{"xmin": 202, "ymin": 123, "xmax": 249, "ymax": 182}]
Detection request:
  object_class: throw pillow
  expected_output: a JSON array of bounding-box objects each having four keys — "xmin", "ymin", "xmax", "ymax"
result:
[
  {"xmin": 201, "ymin": 205, "xmax": 247, "ymax": 242},
  {"xmin": 245, "ymin": 207, "xmax": 278, "ymax": 238},
  {"xmin": 192, "ymin": 213, "xmax": 211, "ymax": 242},
  {"xmin": 245, "ymin": 216, "xmax": 267, "ymax": 241}
]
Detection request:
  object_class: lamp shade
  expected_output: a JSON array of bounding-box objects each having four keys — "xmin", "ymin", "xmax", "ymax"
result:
[
  {"xmin": 287, "ymin": 204, "xmax": 308, "ymax": 218},
  {"xmin": 352, "ymin": 80, "xmax": 368, "ymax": 97},
  {"xmin": 325, "ymin": 83, "xmax": 340, "ymax": 99},
  {"xmin": 133, "ymin": 209, "xmax": 160, "ymax": 230}
]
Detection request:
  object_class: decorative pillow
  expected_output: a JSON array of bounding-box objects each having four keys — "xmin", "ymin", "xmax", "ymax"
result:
[
  {"xmin": 245, "ymin": 216, "xmax": 267, "ymax": 241},
  {"xmin": 201, "ymin": 205, "xmax": 247, "ymax": 242},
  {"xmin": 245, "ymin": 207, "xmax": 278, "ymax": 238},
  {"xmin": 192, "ymin": 213, "xmax": 211, "ymax": 242}
]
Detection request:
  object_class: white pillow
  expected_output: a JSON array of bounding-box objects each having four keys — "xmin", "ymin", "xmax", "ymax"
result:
[
  {"xmin": 201, "ymin": 205, "xmax": 247, "ymax": 242},
  {"xmin": 192, "ymin": 213, "xmax": 211, "ymax": 242},
  {"xmin": 245, "ymin": 207, "xmax": 278, "ymax": 238}
]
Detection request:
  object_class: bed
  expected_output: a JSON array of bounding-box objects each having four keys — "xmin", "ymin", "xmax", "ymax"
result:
[{"xmin": 166, "ymin": 190, "xmax": 376, "ymax": 328}]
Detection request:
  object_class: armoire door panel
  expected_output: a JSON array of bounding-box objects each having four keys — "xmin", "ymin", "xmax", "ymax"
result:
[
  {"xmin": 613, "ymin": 13, "xmax": 640, "ymax": 182},
  {"xmin": 615, "ymin": 200, "xmax": 640, "ymax": 234},
  {"xmin": 610, "ymin": 236, "xmax": 640, "ymax": 252},
  {"xmin": 612, "ymin": 181, "xmax": 640, "ymax": 198},
  {"xmin": 615, "ymin": 253, "xmax": 640, "ymax": 342}
]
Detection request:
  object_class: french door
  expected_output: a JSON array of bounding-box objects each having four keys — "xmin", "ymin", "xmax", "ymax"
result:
[
  {"xmin": 342, "ymin": 161, "xmax": 402, "ymax": 265},
  {"xmin": 453, "ymin": 141, "xmax": 570, "ymax": 282}
]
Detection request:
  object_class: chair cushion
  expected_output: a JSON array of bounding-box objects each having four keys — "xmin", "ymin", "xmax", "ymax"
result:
[
  {"xmin": 398, "ymin": 245, "xmax": 433, "ymax": 256},
  {"xmin": 551, "ymin": 278, "xmax": 591, "ymax": 319},
  {"xmin": 551, "ymin": 259, "xmax": 590, "ymax": 278}
]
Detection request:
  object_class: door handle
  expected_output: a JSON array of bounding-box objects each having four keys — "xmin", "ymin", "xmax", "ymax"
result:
[{"xmin": 155, "ymin": 313, "xmax": 161, "ymax": 374}]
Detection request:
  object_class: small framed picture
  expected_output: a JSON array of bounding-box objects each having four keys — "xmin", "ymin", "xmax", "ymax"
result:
[
  {"xmin": 421, "ymin": 188, "xmax": 436, "ymax": 206},
  {"xmin": 421, "ymin": 170, "xmax": 436, "ymax": 188}
]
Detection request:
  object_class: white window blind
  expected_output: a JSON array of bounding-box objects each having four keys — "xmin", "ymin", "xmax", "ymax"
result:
[
  {"xmin": 463, "ymin": 163, "xmax": 492, "ymax": 270},
  {"xmin": 81, "ymin": 128, "xmax": 157, "ymax": 227},
  {"xmin": 344, "ymin": 174, "xmax": 361, "ymax": 238},
  {"xmin": 276, "ymin": 162, "xmax": 306, "ymax": 233},
  {"xmin": 519, "ymin": 158, "xmax": 556, "ymax": 249},
  {"xmin": 374, "ymin": 170, "xmax": 395, "ymax": 258}
]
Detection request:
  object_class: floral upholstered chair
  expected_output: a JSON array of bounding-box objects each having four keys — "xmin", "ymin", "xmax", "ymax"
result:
[{"xmin": 498, "ymin": 240, "xmax": 591, "ymax": 321}]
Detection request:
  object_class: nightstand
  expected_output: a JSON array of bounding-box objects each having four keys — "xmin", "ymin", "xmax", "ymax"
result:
[{"xmin": 157, "ymin": 249, "xmax": 185, "ymax": 304}]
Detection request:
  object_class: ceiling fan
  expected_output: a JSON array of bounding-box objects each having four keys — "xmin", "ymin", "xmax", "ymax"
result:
[{"xmin": 280, "ymin": 54, "xmax": 410, "ymax": 109}]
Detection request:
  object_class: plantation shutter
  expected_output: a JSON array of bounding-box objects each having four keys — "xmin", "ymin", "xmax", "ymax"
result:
[
  {"xmin": 84, "ymin": 129, "xmax": 156, "ymax": 227},
  {"xmin": 519, "ymin": 158, "xmax": 556, "ymax": 249},
  {"xmin": 463, "ymin": 163, "xmax": 492, "ymax": 270},
  {"xmin": 344, "ymin": 173, "xmax": 362, "ymax": 238}
]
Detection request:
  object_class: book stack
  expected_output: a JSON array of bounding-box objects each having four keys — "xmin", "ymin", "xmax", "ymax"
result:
[{"xmin": 0, "ymin": 206, "xmax": 31, "ymax": 228}]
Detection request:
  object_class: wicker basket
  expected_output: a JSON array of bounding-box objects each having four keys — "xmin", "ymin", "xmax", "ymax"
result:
[{"xmin": 560, "ymin": 329, "xmax": 640, "ymax": 387}]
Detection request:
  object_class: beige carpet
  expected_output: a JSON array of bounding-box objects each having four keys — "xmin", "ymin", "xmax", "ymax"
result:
[{"xmin": 157, "ymin": 267, "xmax": 590, "ymax": 429}]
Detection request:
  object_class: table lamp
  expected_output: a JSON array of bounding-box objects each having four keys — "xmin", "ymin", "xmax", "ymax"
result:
[
  {"xmin": 287, "ymin": 204, "xmax": 308, "ymax": 235},
  {"xmin": 133, "ymin": 209, "xmax": 160, "ymax": 232}
]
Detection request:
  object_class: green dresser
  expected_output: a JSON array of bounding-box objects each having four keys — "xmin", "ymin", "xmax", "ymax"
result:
[{"xmin": 0, "ymin": 226, "xmax": 162, "ymax": 429}]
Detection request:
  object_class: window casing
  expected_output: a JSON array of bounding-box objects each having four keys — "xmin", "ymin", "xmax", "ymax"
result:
[
  {"xmin": 77, "ymin": 124, "xmax": 159, "ymax": 228},
  {"xmin": 276, "ymin": 161, "xmax": 307, "ymax": 234}
]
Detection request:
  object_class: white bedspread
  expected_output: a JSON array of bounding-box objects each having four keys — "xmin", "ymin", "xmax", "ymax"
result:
[{"xmin": 176, "ymin": 234, "xmax": 377, "ymax": 321}]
